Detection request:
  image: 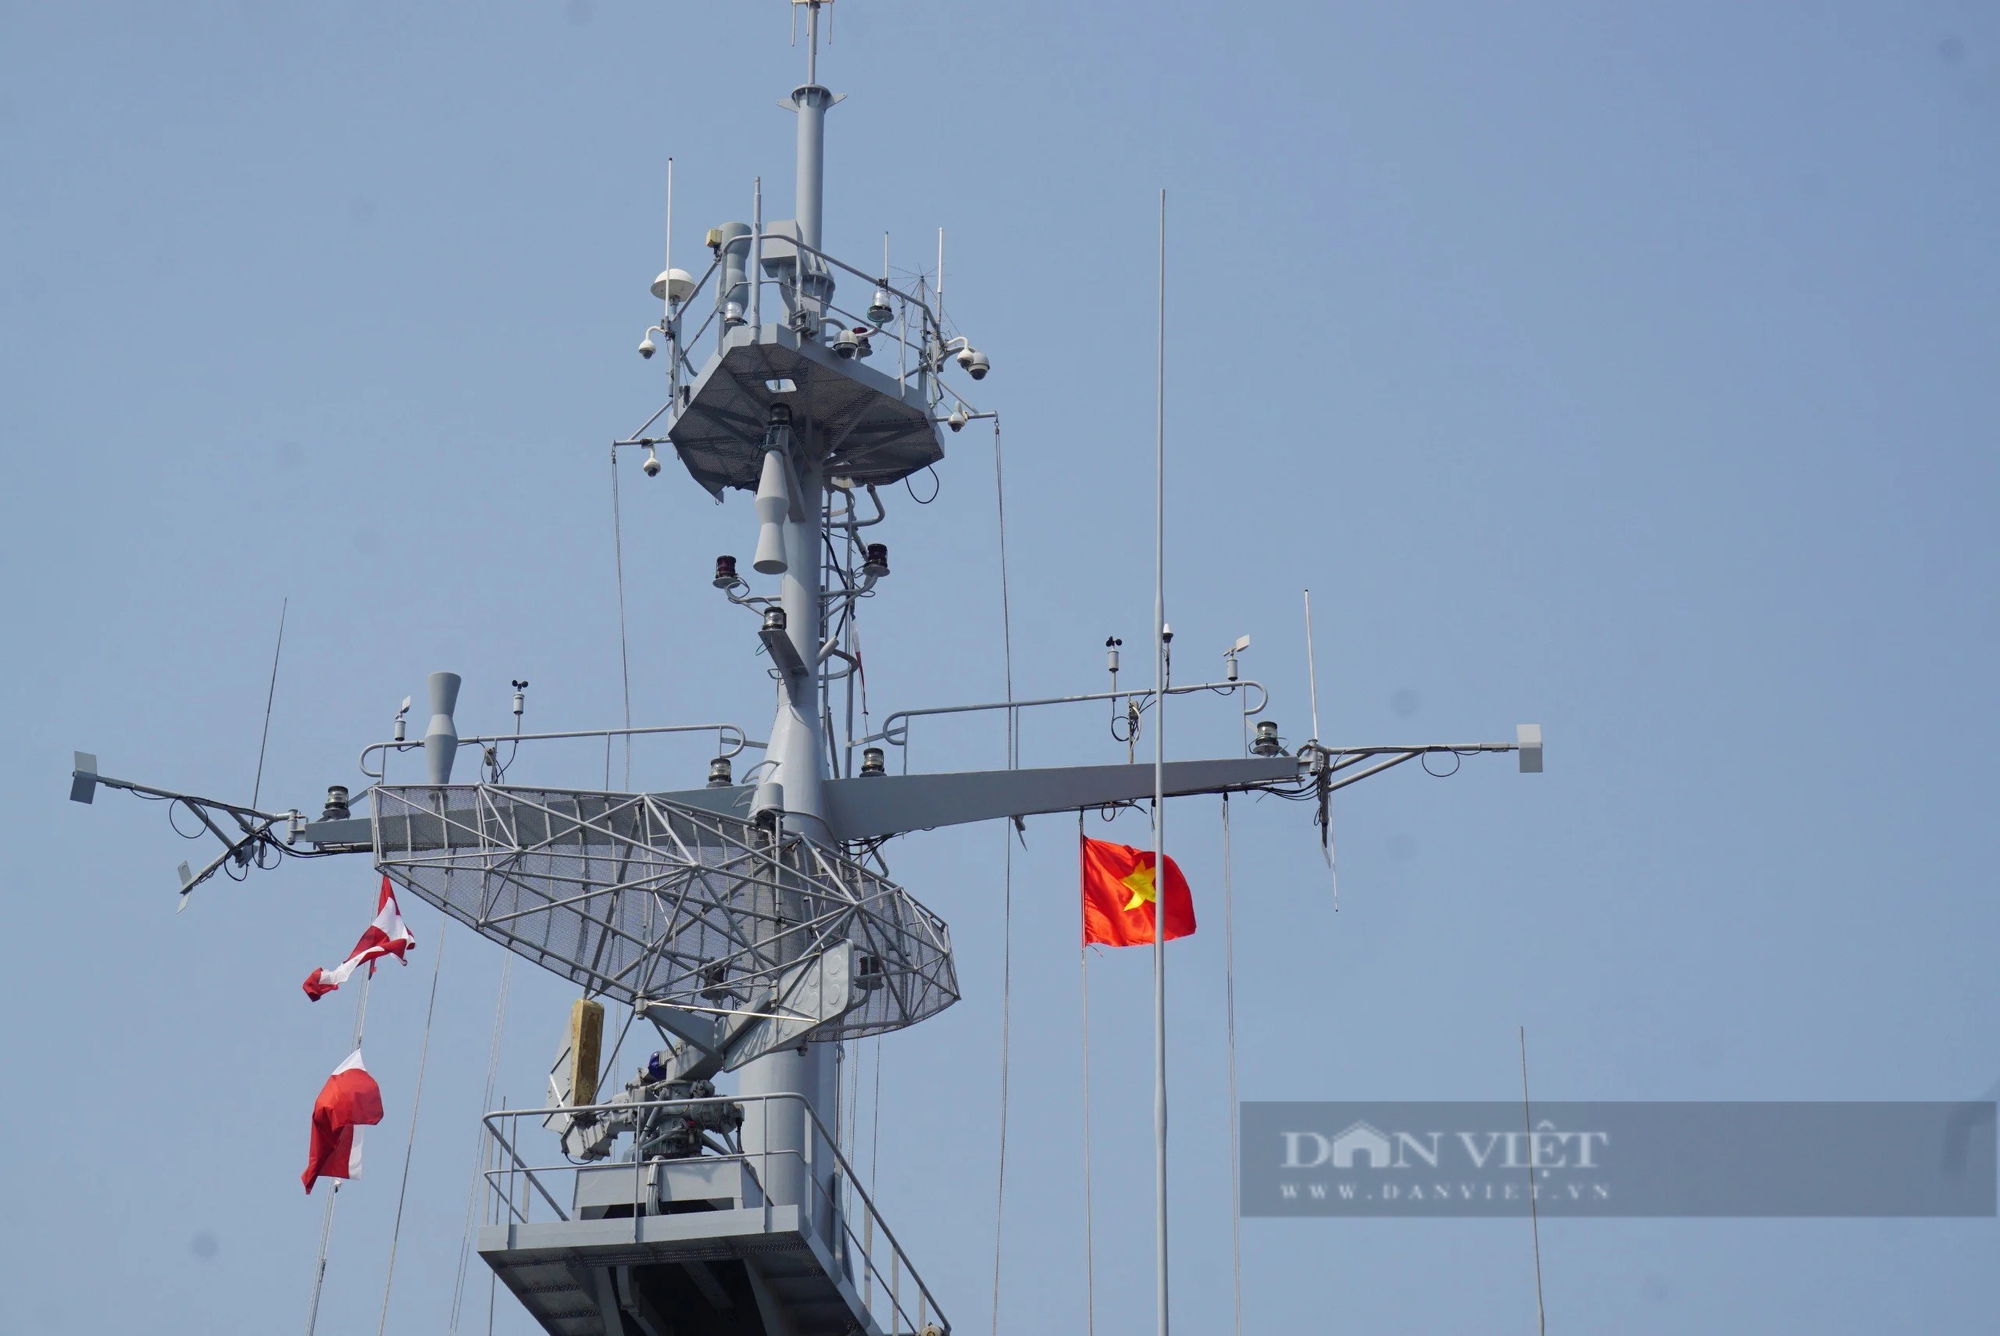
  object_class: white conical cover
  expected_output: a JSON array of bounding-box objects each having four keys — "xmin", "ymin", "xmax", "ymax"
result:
[
  {"xmin": 752, "ymin": 450, "xmax": 790, "ymax": 575},
  {"xmin": 424, "ymin": 671, "xmax": 461, "ymax": 784}
]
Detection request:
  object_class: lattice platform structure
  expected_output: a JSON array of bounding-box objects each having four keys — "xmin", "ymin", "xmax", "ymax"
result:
[{"xmin": 370, "ymin": 785, "xmax": 957, "ymax": 1056}]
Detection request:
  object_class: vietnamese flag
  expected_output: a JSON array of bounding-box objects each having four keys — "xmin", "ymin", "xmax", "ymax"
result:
[
  {"xmin": 302, "ymin": 1050, "xmax": 385, "ymax": 1193},
  {"xmin": 1081, "ymin": 836, "xmax": 1196, "ymax": 947}
]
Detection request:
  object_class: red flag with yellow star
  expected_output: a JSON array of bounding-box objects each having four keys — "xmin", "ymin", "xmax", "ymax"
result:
[{"xmin": 1081, "ymin": 836, "xmax": 1196, "ymax": 947}]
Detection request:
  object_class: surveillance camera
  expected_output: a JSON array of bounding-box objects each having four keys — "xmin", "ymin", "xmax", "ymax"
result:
[
  {"xmin": 948, "ymin": 409, "xmax": 967, "ymax": 432},
  {"xmin": 966, "ymin": 350, "xmax": 990, "ymax": 380},
  {"xmin": 956, "ymin": 346, "xmax": 977, "ymax": 372},
  {"xmin": 638, "ymin": 332, "xmax": 657, "ymax": 359},
  {"xmin": 642, "ymin": 449, "xmax": 662, "ymax": 477}
]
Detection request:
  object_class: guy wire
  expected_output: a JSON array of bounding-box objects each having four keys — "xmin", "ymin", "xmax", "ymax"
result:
[{"xmin": 1521, "ymin": 1025, "xmax": 1548, "ymax": 1336}]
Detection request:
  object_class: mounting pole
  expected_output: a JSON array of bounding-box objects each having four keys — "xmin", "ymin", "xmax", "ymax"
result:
[
  {"xmin": 793, "ymin": 1, "xmax": 831, "ymax": 254},
  {"xmin": 1151, "ymin": 186, "xmax": 1171, "ymax": 1336}
]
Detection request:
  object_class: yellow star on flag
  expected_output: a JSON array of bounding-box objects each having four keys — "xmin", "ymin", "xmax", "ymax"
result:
[{"xmin": 1120, "ymin": 860, "xmax": 1157, "ymax": 913}]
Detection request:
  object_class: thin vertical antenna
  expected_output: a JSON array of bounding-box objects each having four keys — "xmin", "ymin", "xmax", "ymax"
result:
[
  {"xmin": 662, "ymin": 157, "xmax": 674, "ymax": 322},
  {"xmin": 1305, "ymin": 588, "xmax": 1335, "ymax": 905},
  {"xmin": 250, "ymin": 597, "xmax": 288, "ymax": 810},
  {"xmin": 937, "ymin": 227, "xmax": 945, "ymax": 327},
  {"xmin": 1303, "ymin": 588, "xmax": 1321, "ymax": 743},
  {"xmin": 1078, "ymin": 813, "xmax": 1097, "ymax": 1336},
  {"xmin": 1520, "ymin": 1026, "xmax": 1548, "ymax": 1336},
  {"xmin": 1221, "ymin": 793, "xmax": 1243, "ymax": 1336},
  {"xmin": 1151, "ymin": 185, "xmax": 1171, "ymax": 1336},
  {"xmin": 806, "ymin": 0, "xmax": 818, "ymax": 84}
]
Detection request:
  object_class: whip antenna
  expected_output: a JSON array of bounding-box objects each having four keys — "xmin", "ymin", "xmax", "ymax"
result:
[{"xmin": 250, "ymin": 596, "xmax": 288, "ymax": 811}]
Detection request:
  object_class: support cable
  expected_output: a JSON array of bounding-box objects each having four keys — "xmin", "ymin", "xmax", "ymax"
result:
[
  {"xmin": 488, "ymin": 1098, "xmax": 506, "ymax": 1336},
  {"xmin": 448, "ymin": 953, "xmax": 514, "ymax": 1334},
  {"xmin": 1521, "ymin": 1026, "xmax": 1548, "ymax": 1336},
  {"xmin": 376, "ymin": 921, "xmax": 449, "ymax": 1336},
  {"xmin": 992, "ymin": 418, "xmax": 1014, "ymax": 753},
  {"xmin": 869, "ymin": 1036, "xmax": 884, "ymax": 1199},
  {"xmin": 989, "ymin": 835, "xmax": 1013, "ymax": 1336},
  {"xmin": 610, "ymin": 444, "xmax": 635, "ymax": 790},
  {"xmin": 304, "ymin": 975, "xmax": 371, "ymax": 1336},
  {"xmin": 988, "ymin": 414, "xmax": 1018, "ymax": 1336}
]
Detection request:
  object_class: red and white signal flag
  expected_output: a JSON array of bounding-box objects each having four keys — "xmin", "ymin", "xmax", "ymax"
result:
[
  {"xmin": 301, "ymin": 1049, "xmax": 384, "ymax": 1193},
  {"xmin": 302, "ymin": 875, "xmax": 416, "ymax": 1000}
]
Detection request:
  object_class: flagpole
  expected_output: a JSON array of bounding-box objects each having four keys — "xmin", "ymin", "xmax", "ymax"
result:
[{"xmin": 1151, "ymin": 185, "xmax": 1170, "ymax": 1336}]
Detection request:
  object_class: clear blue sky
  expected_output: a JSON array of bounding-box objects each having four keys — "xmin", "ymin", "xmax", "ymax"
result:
[{"xmin": 3, "ymin": 2, "xmax": 1996, "ymax": 1332}]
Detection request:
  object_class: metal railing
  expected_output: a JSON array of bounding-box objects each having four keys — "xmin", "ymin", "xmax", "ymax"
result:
[
  {"xmin": 854, "ymin": 677, "xmax": 1271, "ymax": 774},
  {"xmin": 360, "ymin": 723, "xmax": 759, "ymax": 784},
  {"xmin": 480, "ymin": 1092, "xmax": 948, "ymax": 1336}
]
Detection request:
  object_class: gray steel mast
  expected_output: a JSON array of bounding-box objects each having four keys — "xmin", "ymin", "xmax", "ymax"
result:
[{"xmin": 739, "ymin": 0, "xmax": 839, "ymax": 1219}]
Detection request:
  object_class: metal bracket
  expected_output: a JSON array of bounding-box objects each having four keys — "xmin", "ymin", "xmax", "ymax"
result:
[{"xmin": 759, "ymin": 622, "xmax": 810, "ymax": 678}]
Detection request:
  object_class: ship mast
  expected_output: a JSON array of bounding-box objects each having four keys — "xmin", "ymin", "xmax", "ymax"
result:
[
  {"xmin": 739, "ymin": 0, "xmax": 840, "ymax": 1216},
  {"xmin": 66, "ymin": 7, "xmax": 1548, "ymax": 1332}
]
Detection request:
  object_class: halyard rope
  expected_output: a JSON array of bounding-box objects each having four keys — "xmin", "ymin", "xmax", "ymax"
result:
[
  {"xmin": 375, "ymin": 920, "xmax": 447, "ymax": 1335},
  {"xmin": 447, "ymin": 951, "xmax": 513, "ymax": 1333},
  {"xmin": 304, "ymin": 974, "xmax": 370, "ymax": 1335}
]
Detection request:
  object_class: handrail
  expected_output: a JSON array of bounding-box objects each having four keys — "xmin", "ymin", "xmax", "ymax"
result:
[
  {"xmin": 478, "ymin": 1091, "xmax": 950, "ymax": 1334},
  {"xmin": 855, "ymin": 677, "xmax": 1269, "ymax": 750},
  {"xmin": 359, "ymin": 722, "xmax": 759, "ymax": 782}
]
